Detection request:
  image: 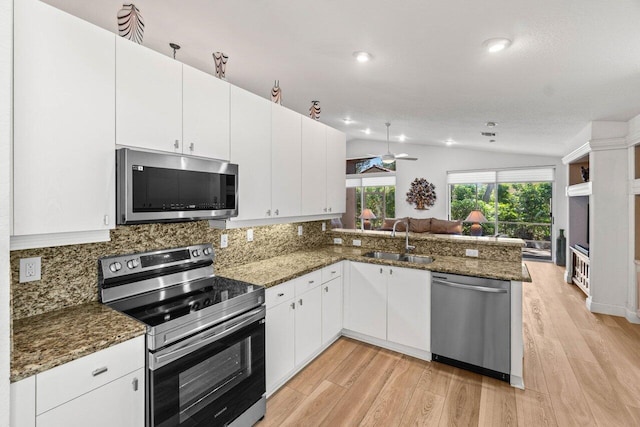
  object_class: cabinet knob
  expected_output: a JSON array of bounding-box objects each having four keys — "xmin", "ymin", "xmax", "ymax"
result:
[
  {"xmin": 299, "ymin": 299, "xmax": 303, "ymax": 306},
  {"xmin": 174, "ymin": 140, "xmax": 180, "ymax": 149},
  {"xmin": 132, "ymin": 377, "xmax": 139, "ymax": 391},
  {"xmin": 189, "ymin": 143, "xmax": 195, "ymax": 151}
]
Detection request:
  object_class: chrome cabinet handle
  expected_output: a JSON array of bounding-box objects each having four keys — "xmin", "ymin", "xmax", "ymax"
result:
[
  {"xmin": 278, "ymin": 293, "xmax": 284, "ymax": 297},
  {"xmin": 331, "ymin": 270, "xmax": 337, "ymax": 274},
  {"xmin": 390, "ymin": 269, "xmax": 393, "ymax": 275},
  {"xmin": 291, "ymin": 302, "xmax": 295, "ymax": 309},
  {"xmin": 299, "ymin": 299, "xmax": 303, "ymax": 306},
  {"xmin": 132, "ymin": 377, "xmax": 138, "ymax": 391},
  {"xmin": 174, "ymin": 140, "xmax": 180, "ymax": 149},
  {"xmin": 92, "ymin": 367, "xmax": 108, "ymax": 377},
  {"xmin": 266, "ymin": 209, "xmax": 271, "ymax": 216},
  {"xmin": 380, "ymin": 268, "xmax": 383, "ymax": 274},
  {"xmin": 308, "ymin": 280, "xmax": 315, "ymax": 284},
  {"xmin": 189, "ymin": 143, "xmax": 194, "ymax": 151},
  {"xmin": 328, "ymin": 207, "xmax": 332, "ymax": 212},
  {"xmin": 324, "ymin": 208, "xmax": 327, "ymax": 212},
  {"xmin": 275, "ymin": 209, "xmax": 279, "ymax": 216},
  {"xmin": 325, "ymin": 286, "xmax": 328, "ymax": 292}
]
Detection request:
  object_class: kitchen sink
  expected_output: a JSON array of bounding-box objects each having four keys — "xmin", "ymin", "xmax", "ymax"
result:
[{"xmin": 362, "ymin": 251, "xmax": 434, "ymax": 265}]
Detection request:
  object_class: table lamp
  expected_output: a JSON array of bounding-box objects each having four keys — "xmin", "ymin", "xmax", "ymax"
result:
[
  {"xmin": 358, "ymin": 209, "xmax": 377, "ymax": 230},
  {"xmin": 465, "ymin": 210, "xmax": 487, "ymax": 236}
]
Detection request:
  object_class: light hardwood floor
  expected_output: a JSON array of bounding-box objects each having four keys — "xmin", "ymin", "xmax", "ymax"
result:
[{"xmin": 257, "ymin": 261, "xmax": 640, "ymax": 426}]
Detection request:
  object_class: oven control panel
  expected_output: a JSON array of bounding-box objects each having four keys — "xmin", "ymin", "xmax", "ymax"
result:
[{"xmin": 99, "ymin": 243, "xmax": 215, "ymax": 280}]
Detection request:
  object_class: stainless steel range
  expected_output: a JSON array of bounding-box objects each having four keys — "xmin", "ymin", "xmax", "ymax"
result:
[{"xmin": 99, "ymin": 244, "xmax": 266, "ymax": 427}]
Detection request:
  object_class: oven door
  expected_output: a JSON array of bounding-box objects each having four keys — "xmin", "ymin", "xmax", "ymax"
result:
[{"xmin": 149, "ymin": 306, "xmax": 265, "ymax": 427}]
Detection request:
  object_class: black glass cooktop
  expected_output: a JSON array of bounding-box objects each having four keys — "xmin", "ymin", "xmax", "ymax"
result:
[{"xmin": 123, "ymin": 276, "xmax": 258, "ymax": 327}]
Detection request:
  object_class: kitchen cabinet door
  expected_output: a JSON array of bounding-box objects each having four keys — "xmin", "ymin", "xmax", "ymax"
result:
[
  {"xmin": 266, "ymin": 298, "xmax": 295, "ymax": 395},
  {"xmin": 10, "ymin": 376, "xmax": 35, "ymax": 427},
  {"xmin": 301, "ymin": 117, "xmax": 327, "ymax": 216},
  {"xmin": 36, "ymin": 368, "xmax": 144, "ymax": 427},
  {"xmin": 322, "ymin": 277, "xmax": 343, "ymax": 345},
  {"xmin": 387, "ymin": 267, "xmax": 431, "ymax": 351},
  {"xmin": 116, "ymin": 37, "xmax": 183, "ymax": 153},
  {"xmin": 294, "ymin": 286, "xmax": 322, "ymax": 366},
  {"xmin": 325, "ymin": 127, "xmax": 347, "ymax": 214},
  {"xmin": 13, "ymin": 0, "xmax": 115, "ymax": 237},
  {"xmin": 271, "ymin": 104, "xmax": 302, "ymax": 217},
  {"xmin": 347, "ymin": 262, "xmax": 387, "ymax": 340},
  {"xmin": 230, "ymin": 86, "xmax": 272, "ymax": 220},
  {"xmin": 183, "ymin": 64, "xmax": 230, "ymax": 160}
]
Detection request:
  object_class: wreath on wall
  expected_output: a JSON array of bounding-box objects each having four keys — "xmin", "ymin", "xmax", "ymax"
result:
[{"xmin": 406, "ymin": 178, "xmax": 437, "ymax": 210}]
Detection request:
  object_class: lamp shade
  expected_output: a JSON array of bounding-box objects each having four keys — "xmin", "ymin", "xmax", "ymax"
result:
[
  {"xmin": 358, "ymin": 208, "xmax": 377, "ymax": 220},
  {"xmin": 465, "ymin": 210, "xmax": 487, "ymax": 223}
]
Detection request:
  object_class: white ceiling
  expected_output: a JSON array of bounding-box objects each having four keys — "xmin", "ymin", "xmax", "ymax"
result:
[{"xmin": 45, "ymin": 0, "xmax": 640, "ymax": 156}]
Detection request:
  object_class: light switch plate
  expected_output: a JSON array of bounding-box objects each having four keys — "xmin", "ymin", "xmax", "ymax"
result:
[
  {"xmin": 322, "ymin": 222, "xmax": 326, "ymax": 231},
  {"xmin": 20, "ymin": 257, "xmax": 41, "ymax": 283},
  {"xmin": 298, "ymin": 226, "xmax": 303, "ymax": 236},
  {"xmin": 247, "ymin": 229, "xmax": 254, "ymax": 242},
  {"xmin": 465, "ymin": 248, "xmax": 479, "ymax": 257},
  {"xmin": 352, "ymin": 239, "xmax": 362, "ymax": 247},
  {"xmin": 333, "ymin": 238, "xmax": 343, "ymax": 245},
  {"xmin": 221, "ymin": 234, "xmax": 229, "ymax": 248}
]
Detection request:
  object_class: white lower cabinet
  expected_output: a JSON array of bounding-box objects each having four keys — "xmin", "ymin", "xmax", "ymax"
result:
[
  {"xmin": 347, "ymin": 262, "xmax": 431, "ymax": 352},
  {"xmin": 10, "ymin": 336, "xmax": 145, "ymax": 427},
  {"xmin": 265, "ymin": 263, "xmax": 343, "ymax": 395}
]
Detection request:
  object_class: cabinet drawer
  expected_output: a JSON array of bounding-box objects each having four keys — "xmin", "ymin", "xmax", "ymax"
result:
[
  {"xmin": 265, "ymin": 280, "xmax": 295, "ymax": 308},
  {"xmin": 294, "ymin": 270, "xmax": 323, "ymax": 296},
  {"xmin": 37, "ymin": 336, "xmax": 144, "ymax": 415},
  {"xmin": 321, "ymin": 263, "xmax": 342, "ymax": 284}
]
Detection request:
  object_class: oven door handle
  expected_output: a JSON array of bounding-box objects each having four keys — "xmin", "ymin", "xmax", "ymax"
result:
[{"xmin": 150, "ymin": 305, "xmax": 265, "ymax": 370}]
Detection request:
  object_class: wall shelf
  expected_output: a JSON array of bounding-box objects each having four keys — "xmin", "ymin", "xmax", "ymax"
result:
[{"xmin": 566, "ymin": 182, "xmax": 592, "ymax": 197}]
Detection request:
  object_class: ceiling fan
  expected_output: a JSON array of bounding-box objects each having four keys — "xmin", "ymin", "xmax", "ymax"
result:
[{"xmin": 369, "ymin": 122, "xmax": 418, "ymax": 164}]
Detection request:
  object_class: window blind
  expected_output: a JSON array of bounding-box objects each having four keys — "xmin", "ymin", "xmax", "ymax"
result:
[
  {"xmin": 346, "ymin": 173, "xmax": 396, "ymax": 188},
  {"xmin": 446, "ymin": 171, "xmax": 496, "ymax": 184},
  {"xmin": 447, "ymin": 167, "xmax": 554, "ymax": 184}
]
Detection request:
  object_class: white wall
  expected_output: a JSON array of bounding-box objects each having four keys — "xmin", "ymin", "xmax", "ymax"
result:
[
  {"xmin": 0, "ymin": 0, "xmax": 12, "ymax": 423},
  {"xmin": 347, "ymin": 140, "xmax": 567, "ymax": 243}
]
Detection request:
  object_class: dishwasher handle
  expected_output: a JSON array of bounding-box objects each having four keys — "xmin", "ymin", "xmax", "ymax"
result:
[{"xmin": 432, "ymin": 278, "xmax": 508, "ymax": 293}]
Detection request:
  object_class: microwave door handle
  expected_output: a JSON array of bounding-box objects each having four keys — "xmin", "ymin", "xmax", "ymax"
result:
[{"xmin": 151, "ymin": 306, "xmax": 265, "ymax": 370}]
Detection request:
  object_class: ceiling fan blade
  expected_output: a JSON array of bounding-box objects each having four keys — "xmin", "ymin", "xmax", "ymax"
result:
[
  {"xmin": 396, "ymin": 157, "xmax": 418, "ymax": 161},
  {"xmin": 395, "ymin": 153, "xmax": 409, "ymax": 158},
  {"xmin": 366, "ymin": 153, "xmax": 382, "ymax": 158}
]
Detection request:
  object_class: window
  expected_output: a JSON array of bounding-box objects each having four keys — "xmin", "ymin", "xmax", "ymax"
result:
[
  {"xmin": 342, "ymin": 157, "xmax": 396, "ymax": 230},
  {"xmin": 448, "ymin": 168, "xmax": 554, "ymax": 259}
]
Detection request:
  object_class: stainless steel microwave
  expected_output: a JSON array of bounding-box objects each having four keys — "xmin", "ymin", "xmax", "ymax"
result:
[{"xmin": 116, "ymin": 148, "xmax": 238, "ymax": 224}]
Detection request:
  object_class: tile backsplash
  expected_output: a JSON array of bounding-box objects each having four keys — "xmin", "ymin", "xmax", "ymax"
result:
[{"xmin": 10, "ymin": 220, "xmax": 326, "ymax": 319}]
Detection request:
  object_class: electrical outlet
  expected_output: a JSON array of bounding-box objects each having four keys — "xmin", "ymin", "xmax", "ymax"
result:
[
  {"xmin": 298, "ymin": 226, "xmax": 303, "ymax": 236},
  {"xmin": 465, "ymin": 248, "xmax": 479, "ymax": 257},
  {"xmin": 247, "ymin": 229, "xmax": 254, "ymax": 242},
  {"xmin": 333, "ymin": 238, "xmax": 343, "ymax": 245},
  {"xmin": 322, "ymin": 222, "xmax": 326, "ymax": 231},
  {"xmin": 20, "ymin": 257, "xmax": 41, "ymax": 283},
  {"xmin": 352, "ymin": 239, "xmax": 362, "ymax": 247},
  {"xmin": 220, "ymin": 234, "xmax": 229, "ymax": 248}
]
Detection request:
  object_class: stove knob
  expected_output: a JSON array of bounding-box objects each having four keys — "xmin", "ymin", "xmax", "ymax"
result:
[
  {"xmin": 203, "ymin": 247, "xmax": 212, "ymax": 256},
  {"xmin": 109, "ymin": 262, "xmax": 122, "ymax": 273},
  {"xmin": 191, "ymin": 302, "xmax": 200, "ymax": 311},
  {"xmin": 203, "ymin": 298, "xmax": 211, "ymax": 307},
  {"xmin": 127, "ymin": 259, "xmax": 139, "ymax": 269},
  {"xmin": 191, "ymin": 249, "xmax": 201, "ymax": 257}
]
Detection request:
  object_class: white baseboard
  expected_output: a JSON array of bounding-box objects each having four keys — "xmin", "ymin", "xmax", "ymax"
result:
[
  {"xmin": 510, "ymin": 375, "xmax": 524, "ymax": 390},
  {"xmin": 586, "ymin": 297, "xmax": 628, "ymax": 317},
  {"xmin": 626, "ymin": 308, "xmax": 640, "ymax": 324},
  {"xmin": 341, "ymin": 329, "xmax": 432, "ymax": 361},
  {"xmin": 564, "ymin": 270, "xmax": 571, "ymax": 283}
]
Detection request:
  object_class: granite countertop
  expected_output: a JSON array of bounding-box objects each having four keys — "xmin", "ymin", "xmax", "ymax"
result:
[
  {"xmin": 11, "ymin": 302, "xmax": 145, "ymax": 382},
  {"xmin": 329, "ymin": 228, "xmax": 526, "ymax": 247},
  {"xmin": 217, "ymin": 245, "xmax": 532, "ymax": 289}
]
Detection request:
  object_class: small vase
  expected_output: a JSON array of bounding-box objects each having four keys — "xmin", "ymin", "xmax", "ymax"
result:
[
  {"xmin": 117, "ymin": 4, "xmax": 145, "ymax": 44},
  {"xmin": 556, "ymin": 229, "xmax": 566, "ymax": 266},
  {"xmin": 212, "ymin": 52, "xmax": 228, "ymax": 79}
]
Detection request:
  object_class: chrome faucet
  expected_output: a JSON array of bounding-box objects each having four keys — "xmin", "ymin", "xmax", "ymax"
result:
[{"xmin": 392, "ymin": 219, "xmax": 416, "ymax": 253}]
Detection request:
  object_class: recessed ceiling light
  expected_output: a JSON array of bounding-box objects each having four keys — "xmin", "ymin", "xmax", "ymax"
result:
[
  {"xmin": 489, "ymin": 139, "xmax": 496, "ymax": 143},
  {"xmin": 362, "ymin": 128, "xmax": 371, "ymax": 135},
  {"xmin": 445, "ymin": 139, "xmax": 455, "ymax": 146},
  {"xmin": 481, "ymin": 132, "xmax": 496, "ymax": 137},
  {"xmin": 343, "ymin": 118, "xmax": 354, "ymax": 124},
  {"xmin": 398, "ymin": 134, "xmax": 406, "ymax": 142},
  {"xmin": 353, "ymin": 51, "xmax": 373, "ymax": 63},
  {"xmin": 483, "ymin": 38, "xmax": 512, "ymax": 53},
  {"xmin": 485, "ymin": 121, "xmax": 497, "ymax": 127}
]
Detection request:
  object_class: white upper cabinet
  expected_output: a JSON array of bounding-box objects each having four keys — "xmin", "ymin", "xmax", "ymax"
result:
[
  {"xmin": 301, "ymin": 117, "xmax": 328, "ymax": 215},
  {"xmin": 271, "ymin": 104, "xmax": 302, "ymax": 217},
  {"xmin": 326, "ymin": 126, "xmax": 347, "ymax": 214},
  {"xmin": 182, "ymin": 64, "xmax": 230, "ymax": 160},
  {"xmin": 230, "ymin": 86, "xmax": 272, "ymax": 220},
  {"xmin": 13, "ymin": 0, "xmax": 116, "ymax": 237},
  {"xmin": 116, "ymin": 37, "xmax": 183, "ymax": 153}
]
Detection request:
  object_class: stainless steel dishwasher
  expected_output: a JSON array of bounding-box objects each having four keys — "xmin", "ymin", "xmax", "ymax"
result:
[{"xmin": 431, "ymin": 272, "xmax": 511, "ymax": 382}]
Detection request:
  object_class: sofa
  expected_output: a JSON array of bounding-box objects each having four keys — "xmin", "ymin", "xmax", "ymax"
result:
[{"xmin": 378, "ymin": 217, "xmax": 463, "ymax": 235}]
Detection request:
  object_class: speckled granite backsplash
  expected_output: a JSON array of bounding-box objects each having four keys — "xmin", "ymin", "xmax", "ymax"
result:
[{"xmin": 10, "ymin": 220, "xmax": 326, "ymax": 320}]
